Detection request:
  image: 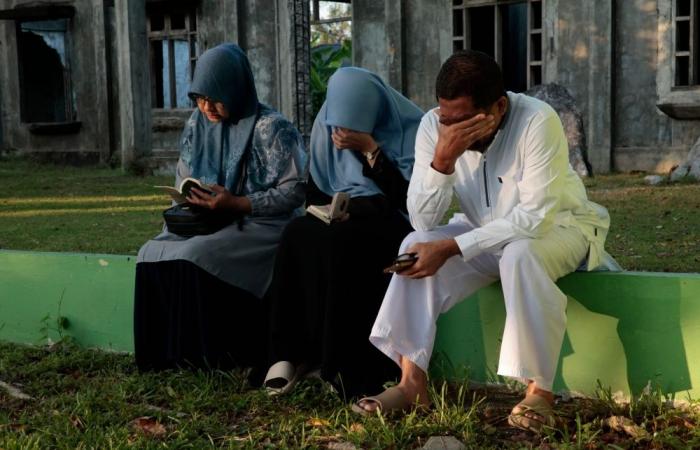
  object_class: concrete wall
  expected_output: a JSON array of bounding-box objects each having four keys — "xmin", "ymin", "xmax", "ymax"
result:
[
  {"xmin": 611, "ymin": 0, "xmax": 699, "ymax": 173},
  {"xmin": 3, "ymin": 249, "xmax": 700, "ymax": 399},
  {"xmin": 547, "ymin": 0, "xmax": 614, "ymax": 173},
  {"xmin": 352, "ymin": 0, "xmax": 451, "ymax": 111},
  {"xmin": 545, "ymin": 0, "xmax": 700, "ymax": 173},
  {"xmin": 0, "ymin": 0, "xmax": 111, "ymax": 162}
]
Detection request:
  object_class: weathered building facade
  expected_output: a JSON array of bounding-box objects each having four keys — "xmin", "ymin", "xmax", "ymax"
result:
[
  {"xmin": 355, "ymin": 0, "xmax": 700, "ymax": 174},
  {"xmin": 0, "ymin": 0, "xmax": 698, "ymax": 174},
  {"xmin": 0, "ymin": 0, "xmax": 312, "ymax": 171}
]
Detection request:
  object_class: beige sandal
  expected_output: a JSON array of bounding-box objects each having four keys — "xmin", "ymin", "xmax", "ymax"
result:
[
  {"xmin": 351, "ymin": 386, "xmax": 415, "ymax": 416},
  {"xmin": 507, "ymin": 393, "xmax": 557, "ymax": 433}
]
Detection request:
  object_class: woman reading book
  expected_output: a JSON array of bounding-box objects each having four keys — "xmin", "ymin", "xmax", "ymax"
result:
[
  {"xmin": 264, "ymin": 67, "xmax": 423, "ymax": 398},
  {"xmin": 134, "ymin": 44, "xmax": 307, "ymax": 378}
]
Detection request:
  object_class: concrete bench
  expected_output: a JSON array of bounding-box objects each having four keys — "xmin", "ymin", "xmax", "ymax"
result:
[{"xmin": 2, "ymin": 249, "xmax": 699, "ymax": 399}]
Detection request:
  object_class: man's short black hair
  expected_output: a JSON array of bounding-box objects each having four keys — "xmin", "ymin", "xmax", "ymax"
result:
[{"xmin": 435, "ymin": 50, "xmax": 504, "ymax": 109}]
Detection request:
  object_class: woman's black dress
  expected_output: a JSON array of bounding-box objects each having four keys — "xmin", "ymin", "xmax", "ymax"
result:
[
  {"xmin": 134, "ymin": 261, "xmax": 267, "ymax": 379},
  {"xmin": 268, "ymin": 153, "xmax": 413, "ymax": 399}
]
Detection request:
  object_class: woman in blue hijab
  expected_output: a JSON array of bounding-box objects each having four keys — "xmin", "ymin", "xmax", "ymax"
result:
[
  {"xmin": 134, "ymin": 44, "xmax": 308, "ymax": 376},
  {"xmin": 264, "ymin": 67, "xmax": 423, "ymax": 398}
]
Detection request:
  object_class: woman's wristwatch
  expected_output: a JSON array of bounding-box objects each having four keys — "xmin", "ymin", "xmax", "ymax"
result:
[{"xmin": 363, "ymin": 146, "xmax": 380, "ymax": 161}]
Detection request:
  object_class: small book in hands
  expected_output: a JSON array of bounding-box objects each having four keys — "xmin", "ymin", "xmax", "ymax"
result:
[
  {"xmin": 154, "ymin": 177, "xmax": 215, "ymax": 204},
  {"xmin": 306, "ymin": 192, "xmax": 350, "ymax": 225}
]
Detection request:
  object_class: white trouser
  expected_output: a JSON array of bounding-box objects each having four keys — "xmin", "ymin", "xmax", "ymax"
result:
[{"xmin": 369, "ymin": 221, "xmax": 589, "ymax": 391}]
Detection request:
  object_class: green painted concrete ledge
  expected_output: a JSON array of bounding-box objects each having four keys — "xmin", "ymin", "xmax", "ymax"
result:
[{"xmin": 2, "ymin": 249, "xmax": 700, "ymax": 399}]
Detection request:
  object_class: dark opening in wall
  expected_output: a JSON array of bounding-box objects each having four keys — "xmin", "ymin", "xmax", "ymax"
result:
[
  {"xmin": 17, "ymin": 19, "xmax": 76, "ymax": 123},
  {"xmin": 147, "ymin": 2, "xmax": 198, "ymax": 109},
  {"xmin": 468, "ymin": 6, "xmax": 494, "ymax": 56},
  {"xmin": 453, "ymin": 1, "xmax": 540, "ymax": 92},
  {"xmin": 673, "ymin": 0, "xmax": 700, "ymax": 86},
  {"xmin": 501, "ymin": 2, "xmax": 528, "ymax": 93}
]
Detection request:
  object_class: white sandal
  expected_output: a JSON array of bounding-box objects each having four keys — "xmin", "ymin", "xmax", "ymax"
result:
[{"xmin": 263, "ymin": 361, "xmax": 303, "ymax": 396}]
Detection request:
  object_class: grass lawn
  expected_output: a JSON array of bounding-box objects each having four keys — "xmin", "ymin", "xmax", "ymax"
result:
[
  {"xmin": 2, "ymin": 341, "xmax": 699, "ymax": 449},
  {"xmin": 0, "ymin": 158, "xmax": 172, "ymax": 255},
  {"xmin": 1, "ymin": 157, "xmax": 698, "ymax": 271},
  {"xmin": 1, "ymin": 156, "xmax": 700, "ymax": 448}
]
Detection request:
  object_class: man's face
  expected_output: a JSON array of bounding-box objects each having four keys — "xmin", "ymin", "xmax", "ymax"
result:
[{"xmin": 437, "ymin": 95, "xmax": 507, "ymax": 150}]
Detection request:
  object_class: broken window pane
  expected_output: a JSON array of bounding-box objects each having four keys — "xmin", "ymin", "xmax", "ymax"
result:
[
  {"xmin": 17, "ymin": 19, "xmax": 76, "ymax": 123},
  {"xmin": 161, "ymin": 39, "xmax": 192, "ymax": 108},
  {"xmin": 148, "ymin": 5, "xmax": 197, "ymax": 109}
]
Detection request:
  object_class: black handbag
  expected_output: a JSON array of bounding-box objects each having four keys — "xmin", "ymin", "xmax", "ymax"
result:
[
  {"xmin": 163, "ymin": 159, "xmax": 247, "ymax": 237},
  {"xmin": 163, "ymin": 203, "xmax": 236, "ymax": 237}
]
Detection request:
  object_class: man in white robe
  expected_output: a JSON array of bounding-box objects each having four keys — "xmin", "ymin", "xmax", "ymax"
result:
[{"xmin": 353, "ymin": 50, "xmax": 616, "ymax": 431}]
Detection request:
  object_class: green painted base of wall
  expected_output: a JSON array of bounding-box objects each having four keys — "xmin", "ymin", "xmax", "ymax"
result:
[
  {"xmin": 434, "ymin": 272, "xmax": 700, "ymax": 399},
  {"xmin": 2, "ymin": 250, "xmax": 700, "ymax": 399},
  {"xmin": 0, "ymin": 250, "xmax": 136, "ymax": 352}
]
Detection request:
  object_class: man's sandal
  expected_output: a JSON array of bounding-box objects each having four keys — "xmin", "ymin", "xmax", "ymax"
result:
[
  {"xmin": 507, "ymin": 393, "xmax": 557, "ymax": 433},
  {"xmin": 351, "ymin": 386, "xmax": 423, "ymax": 416}
]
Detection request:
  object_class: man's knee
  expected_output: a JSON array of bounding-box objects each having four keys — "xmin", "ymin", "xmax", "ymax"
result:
[
  {"xmin": 499, "ymin": 239, "xmax": 541, "ymax": 272},
  {"xmin": 399, "ymin": 230, "xmax": 440, "ymax": 253}
]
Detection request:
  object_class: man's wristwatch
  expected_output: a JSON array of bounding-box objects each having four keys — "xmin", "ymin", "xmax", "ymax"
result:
[{"xmin": 363, "ymin": 147, "xmax": 380, "ymax": 161}]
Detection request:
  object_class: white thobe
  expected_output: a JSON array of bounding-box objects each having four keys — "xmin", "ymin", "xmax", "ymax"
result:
[{"xmin": 369, "ymin": 92, "xmax": 616, "ymax": 390}]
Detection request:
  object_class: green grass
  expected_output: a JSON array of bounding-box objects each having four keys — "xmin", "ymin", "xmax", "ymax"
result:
[
  {"xmin": 0, "ymin": 158, "xmax": 171, "ymax": 254},
  {"xmin": 2, "ymin": 341, "xmax": 699, "ymax": 449},
  {"xmin": 1, "ymin": 157, "xmax": 698, "ymax": 272},
  {"xmin": 583, "ymin": 175, "xmax": 700, "ymax": 273}
]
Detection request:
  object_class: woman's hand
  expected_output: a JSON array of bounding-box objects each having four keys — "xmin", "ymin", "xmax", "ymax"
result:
[
  {"xmin": 331, "ymin": 127, "xmax": 378, "ymax": 154},
  {"xmin": 186, "ymin": 185, "xmax": 251, "ymax": 213}
]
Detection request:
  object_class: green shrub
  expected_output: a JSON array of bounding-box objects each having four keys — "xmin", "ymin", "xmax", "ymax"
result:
[{"xmin": 310, "ymin": 39, "xmax": 352, "ymax": 118}]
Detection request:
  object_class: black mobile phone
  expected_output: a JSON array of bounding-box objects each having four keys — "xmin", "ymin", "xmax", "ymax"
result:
[{"xmin": 383, "ymin": 252, "xmax": 418, "ymax": 274}]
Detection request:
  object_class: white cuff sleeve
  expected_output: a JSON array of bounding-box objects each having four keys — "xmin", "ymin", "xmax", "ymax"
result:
[
  {"xmin": 454, "ymin": 231, "xmax": 482, "ymax": 262},
  {"xmin": 423, "ymin": 164, "xmax": 457, "ymax": 189}
]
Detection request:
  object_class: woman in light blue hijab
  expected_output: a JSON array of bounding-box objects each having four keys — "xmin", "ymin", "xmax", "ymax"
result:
[
  {"xmin": 265, "ymin": 67, "xmax": 423, "ymax": 398},
  {"xmin": 134, "ymin": 44, "xmax": 308, "ymax": 377}
]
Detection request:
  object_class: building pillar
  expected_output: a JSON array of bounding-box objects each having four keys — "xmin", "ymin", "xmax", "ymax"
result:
[
  {"xmin": 0, "ymin": 84, "xmax": 4, "ymax": 150},
  {"xmin": 551, "ymin": 0, "xmax": 613, "ymax": 173},
  {"xmin": 114, "ymin": 0, "xmax": 151, "ymax": 169},
  {"xmin": 275, "ymin": 0, "xmax": 311, "ymax": 137},
  {"xmin": 352, "ymin": 0, "xmax": 451, "ymax": 109}
]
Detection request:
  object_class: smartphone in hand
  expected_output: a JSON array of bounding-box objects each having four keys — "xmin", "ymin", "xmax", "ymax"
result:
[{"xmin": 383, "ymin": 252, "xmax": 418, "ymax": 274}]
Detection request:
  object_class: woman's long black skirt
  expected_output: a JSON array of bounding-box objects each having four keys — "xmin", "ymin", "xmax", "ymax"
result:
[
  {"xmin": 268, "ymin": 212, "xmax": 413, "ymax": 399},
  {"xmin": 134, "ymin": 260, "xmax": 266, "ymax": 380}
]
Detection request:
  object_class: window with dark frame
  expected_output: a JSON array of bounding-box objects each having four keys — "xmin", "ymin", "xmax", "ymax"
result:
[
  {"xmin": 674, "ymin": 0, "xmax": 700, "ymax": 86},
  {"xmin": 452, "ymin": 0, "xmax": 543, "ymax": 92},
  {"xmin": 147, "ymin": 2, "xmax": 198, "ymax": 109},
  {"xmin": 17, "ymin": 18, "xmax": 77, "ymax": 123}
]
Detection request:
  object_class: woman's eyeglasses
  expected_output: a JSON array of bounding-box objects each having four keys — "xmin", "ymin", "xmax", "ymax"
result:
[{"xmin": 194, "ymin": 95, "xmax": 220, "ymax": 106}]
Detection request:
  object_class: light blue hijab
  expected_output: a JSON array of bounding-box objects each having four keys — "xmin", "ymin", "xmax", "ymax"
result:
[
  {"xmin": 310, "ymin": 67, "xmax": 423, "ymax": 197},
  {"xmin": 180, "ymin": 44, "xmax": 259, "ymax": 191}
]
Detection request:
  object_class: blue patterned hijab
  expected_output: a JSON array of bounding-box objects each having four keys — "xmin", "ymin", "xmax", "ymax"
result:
[
  {"xmin": 180, "ymin": 44, "xmax": 259, "ymax": 191},
  {"xmin": 310, "ymin": 67, "xmax": 423, "ymax": 197}
]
